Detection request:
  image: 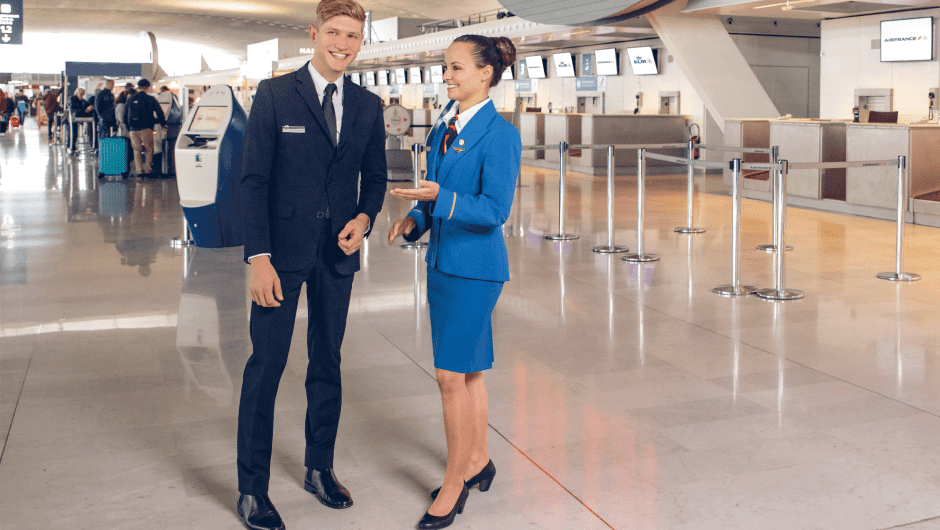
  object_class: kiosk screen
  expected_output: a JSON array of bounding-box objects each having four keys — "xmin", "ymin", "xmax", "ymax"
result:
[{"xmin": 189, "ymin": 106, "xmax": 227, "ymax": 133}]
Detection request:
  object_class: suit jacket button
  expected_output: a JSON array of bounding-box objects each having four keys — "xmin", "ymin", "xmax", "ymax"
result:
[{"xmin": 317, "ymin": 212, "xmax": 325, "ymax": 218}]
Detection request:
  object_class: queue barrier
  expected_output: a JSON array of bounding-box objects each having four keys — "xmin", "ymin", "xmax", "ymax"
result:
[{"xmin": 401, "ymin": 143, "xmax": 429, "ymax": 250}]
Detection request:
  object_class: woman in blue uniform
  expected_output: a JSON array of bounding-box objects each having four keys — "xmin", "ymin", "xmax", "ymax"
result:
[{"xmin": 388, "ymin": 34, "xmax": 520, "ymax": 530}]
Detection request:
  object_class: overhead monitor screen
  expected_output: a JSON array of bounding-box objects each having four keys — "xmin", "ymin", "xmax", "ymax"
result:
[
  {"xmin": 881, "ymin": 17, "xmax": 934, "ymax": 62},
  {"xmin": 350, "ymin": 73, "xmax": 361, "ymax": 85},
  {"xmin": 365, "ymin": 71, "xmax": 376, "ymax": 86},
  {"xmin": 409, "ymin": 66, "xmax": 423, "ymax": 84},
  {"xmin": 394, "ymin": 68, "xmax": 407, "ymax": 85},
  {"xmin": 430, "ymin": 65, "xmax": 444, "ymax": 83},
  {"xmin": 501, "ymin": 65, "xmax": 513, "ymax": 80},
  {"xmin": 552, "ymin": 52, "xmax": 576, "ymax": 78},
  {"xmin": 525, "ymin": 56, "xmax": 546, "ymax": 79},
  {"xmin": 188, "ymin": 106, "xmax": 226, "ymax": 133},
  {"xmin": 627, "ymin": 46, "xmax": 658, "ymax": 75},
  {"xmin": 378, "ymin": 70, "xmax": 389, "ymax": 86},
  {"xmin": 595, "ymin": 48, "xmax": 619, "ymax": 76}
]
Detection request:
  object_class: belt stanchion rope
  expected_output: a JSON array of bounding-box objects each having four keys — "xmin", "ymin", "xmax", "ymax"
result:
[
  {"xmin": 757, "ymin": 160, "xmax": 803, "ymax": 300},
  {"xmin": 877, "ymin": 155, "xmax": 920, "ymax": 282},
  {"xmin": 713, "ymin": 158, "xmax": 759, "ymax": 297},
  {"xmin": 401, "ymin": 143, "xmax": 428, "ymax": 250},
  {"xmin": 593, "ymin": 145, "xmax": 629, "ymax": 253},
  {"xmin": 545, "ymin": 141, "xmax": 578, "ymax": 241},
  {"xmin": 675, "ymin": 139, "xmax": 706, "ymax": 234},
  {"xmin": 623, "ymin": 148, "xmax": 660, "ymax": 263},
  {"xmin": 757, "ymin": 146, "xmax": 793, "ymax": 253}
]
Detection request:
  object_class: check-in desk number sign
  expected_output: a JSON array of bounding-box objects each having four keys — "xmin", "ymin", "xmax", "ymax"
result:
[{"xmin": 0, "ymin": 1, "xmax": 23, "ymax": 45}]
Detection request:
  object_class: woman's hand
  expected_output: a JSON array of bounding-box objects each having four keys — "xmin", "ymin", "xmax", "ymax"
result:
[
  {"xmin": 387, "ymin": 216, "xmax": 417, "ymax": 243},
  {"xmin": 389, "ymin": 180, "xmax": 440, "ymax": 202}
]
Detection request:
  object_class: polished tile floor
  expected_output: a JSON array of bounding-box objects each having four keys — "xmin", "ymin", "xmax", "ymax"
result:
[{"xmin": 2, "ymin": 119, "xmax": 940, "ymax": 530}]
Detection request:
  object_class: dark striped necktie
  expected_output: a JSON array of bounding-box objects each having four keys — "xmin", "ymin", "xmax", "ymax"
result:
[
  {"xmin": 441, "ymin": 113, "xmax": 458, "ymax": 155},
  {"xmin": 322, "ymin": 83, "xmax": 337, "ymax": 146}
]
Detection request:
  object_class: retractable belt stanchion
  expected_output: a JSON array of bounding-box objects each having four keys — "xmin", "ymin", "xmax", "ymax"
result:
[
  {"xmin": 593, "ymin": 145, "xmax": 629, "ymax": 253},
  {"xmin": 401, "ymin": 143, "xmax": 429, "ymax": 250},
  {"xmin": 545, "ymin": 141, "xmax": 578, "ymax": 241},
  {"xmin": 623, "ymin": 148, "xmax": 659, "ymax": 263},
  {"xmin": 713, "ymin": 158, "xmax": 758, "ymax": 296},
  {"xmin": 170, "ymin": 217, "xmax": 195, "ymax": 248},
  {"xmin": 757, "ymin": 146, "xmax": 793, "ymax": 253},
  {"xmin": 675, "ymin": 140, "xmax": 705, "ymax": 234},
  {"xmin": 877, "ymin": 155, "xmax": 920, "ymax": 282},
  {"xmin": 757, "ymin": 160, "xmax": 803, "ymax": 300}
]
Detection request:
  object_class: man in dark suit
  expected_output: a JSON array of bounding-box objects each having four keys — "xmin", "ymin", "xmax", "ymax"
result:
[{"xmin": 235, "ymin": 1, "xmax": 387, "ymax": 528}]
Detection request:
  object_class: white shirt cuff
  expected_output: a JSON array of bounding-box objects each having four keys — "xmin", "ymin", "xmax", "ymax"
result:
[{"xmin": 248, "ymin": 253, "xmax": 271, "ymax": 262}]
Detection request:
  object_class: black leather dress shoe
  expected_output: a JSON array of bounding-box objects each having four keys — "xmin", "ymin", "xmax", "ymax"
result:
[
  {"xmin": 304, "ymin": 468, "xmax": 353, "ymax": 509},
  {"xmin": 418, "ymin": 483, "xmax": 469, "ymax": 529},
  {"xmin": 237, "ymin": 494, "xmax": 285, "ymax": 530}
]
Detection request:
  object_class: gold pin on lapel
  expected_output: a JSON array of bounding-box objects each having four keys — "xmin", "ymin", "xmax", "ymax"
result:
[
  {"xmin": 458, "ymin": 139, "xmax": 465, "ymax": 146},
  {"xmin": 453, "ymin": 147, "xmax": 465, "ymax": 153}
]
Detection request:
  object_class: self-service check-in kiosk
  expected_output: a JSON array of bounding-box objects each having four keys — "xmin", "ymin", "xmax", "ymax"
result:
[{"xmin": 175, "ymin": 85, "xmax": 247, "ymax": 248}]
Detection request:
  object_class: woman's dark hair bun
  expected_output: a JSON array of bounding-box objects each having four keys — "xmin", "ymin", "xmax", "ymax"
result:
[{"xmin": 493, "ymin": 36, "xmax": 516, "ymax": 73}]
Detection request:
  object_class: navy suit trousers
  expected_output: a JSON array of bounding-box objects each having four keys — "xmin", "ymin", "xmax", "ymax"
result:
[{"xmin": 236, "ymin": 222, "xmax": 355, "ymax": 495}]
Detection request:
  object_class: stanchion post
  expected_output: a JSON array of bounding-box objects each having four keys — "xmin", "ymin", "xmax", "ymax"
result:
[
  {"xmin": 623, "ymin": 148, "xmax": 659, "ymax": 263},
  {"xmin": 401, "ymin": 143, "xmax": 429, "ymax": 249},
  {"xmin": 758, "ymin": 146, "xmax": 792, "ymax": 253},
  {"xmin": 713, "ymin": 158, "xmax": 757, "ymax": 296},
  {"xmin": 877, "ymin": 155, "xmax": 920, "ymax": 282},
  {"xmin": 675, "ymin": 140, "xmax": 705, "ymax": 234},
  {"xmin": 545, "ymin": 141, "xmax": 578, "ymax": 241},
  {"xmin": 757, "ymin": 160, "xmax": 804, "ymax": 300},
  {"xmin": 170, "ymin": 216, "xmax": 195, "ymax": 248},
  {"xmin": 594, "ymin": 145, "xmax": 628, "ymax": 253}
]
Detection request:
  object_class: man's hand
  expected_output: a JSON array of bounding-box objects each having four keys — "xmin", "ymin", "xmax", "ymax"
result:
[
  {"xmin": 389, "ymin": 180, "xmax": 440, "ymax": 202},
  {"xmin": 387, "ymin": 216, "xmax": 417, "ymax": 243},
  {"xmin": 338, "ymin": 213, "xmax": 370, "ymax": 256},
  {"xmin": 249, "ymin": 255, "xmax": 283, "ymax": 308}
]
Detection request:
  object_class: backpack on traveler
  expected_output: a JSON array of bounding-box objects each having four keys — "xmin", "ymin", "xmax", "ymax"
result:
[{"xmin": 125, "ymin": 92, "xmax": 151, "ymax": 130}]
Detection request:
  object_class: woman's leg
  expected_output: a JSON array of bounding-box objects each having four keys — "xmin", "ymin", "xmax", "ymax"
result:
[
  {"xmin": 429, "ymin": 368, "xmax": 471, "ymax": 516},
  {"xmin": 464, "ymin": 372, "xmax": 490, "ymax": 478}
]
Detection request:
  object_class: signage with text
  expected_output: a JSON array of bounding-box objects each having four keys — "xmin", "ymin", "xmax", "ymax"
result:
[
  {"xmin": 881, "ymin": 17, "xmax": 934, "ymax": 62},
  {"xmin": 1, "ymin": 0, "xmax": 23, "ymax": 45}
]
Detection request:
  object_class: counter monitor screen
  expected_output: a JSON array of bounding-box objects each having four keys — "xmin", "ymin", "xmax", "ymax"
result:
[
  {"xmin": 188, "ymin": 106, "xmax": 226, "ymax": 133},
  {"xmin": 627, "ymin": 46, "xmax": 658, "ymax": 75},
  {"xmin": 394, "ymin": 68, "xmax": 407, "ymax": 85},
  {"xmin": 552, "ymin": 52, "xmax": 575, "ymax": 77},
  {"xmin": 409, "ymin": 66, "xmax": 423, "ymax": 84},
  {"xmin": 501, "ymin": 65, "xmax": 513, "ymax": 80},
  {"xmin": 595, "ymin": 48, "xmax": 619, "ymax": 76},
  {"xmin": 430, "ymin": 65, "xmax": 444, "ymax": 84},
  {"xmin": 378, "ymin": 70, "xmax": 389, "ymax": 86},
  {"xmin": 365, "ymin": 72, "xmax": 376, "ymax": 86},
  {"xmin": 525, "ymin": 56, "xmax": 546, "ymax": 79},
  {"xmin": 881, "ymin": 17, "xmax": 934, "ymax": 62},
  {"xmin": 350, "ymin": 73, "xmax": 361, "ymax": 85}
]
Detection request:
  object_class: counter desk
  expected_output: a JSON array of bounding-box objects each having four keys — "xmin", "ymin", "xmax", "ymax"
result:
[{"xmin": 723, "ymin": 118, "xmax": 771, "ymax": 194}]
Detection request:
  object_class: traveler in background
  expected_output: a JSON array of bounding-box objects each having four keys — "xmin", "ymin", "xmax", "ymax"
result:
[
  {"xmin": 0, "ymin": 92, "xmax": 12, "ymax": 135},
  {"xmin": 115, "ymin": 88, "xmax": 134, "ymax": 137},
  {"xmin": 16, "ymin": 90, "xmax": 29, "ymax": 123},
  {"xmin": 123, "ymin": 79, "xmax": 166, "ymax": 177},
  {"xmin": 95, "ymin": 80, "xmax": 117, "ymax": 138},
  {"xmin": 387, "ymin": 34, "xmax": 521, "ymax": 530},
  {"xmin": 68, "ymin": 87, "xmax": 94, "ymax": 153},
  {"xmin": 159, "ymin": 86, "xmax": 170, "ymax": 93},
  {"xmin": 43, "ymin": 89, "xmax": 64, "ymax": 140}
]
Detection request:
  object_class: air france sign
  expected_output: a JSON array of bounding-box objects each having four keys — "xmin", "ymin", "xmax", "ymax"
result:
[
  {"xmin": 881, "ymin": 17, "xmax": 934, "ymax": 62},
  {"xmin": 0, "ymin": 0, "xmax": 23, "ymax": 45}
]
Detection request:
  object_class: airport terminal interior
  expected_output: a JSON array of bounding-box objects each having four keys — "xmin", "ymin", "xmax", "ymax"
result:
[{"xmin": 2, "ymin": 0, "xmax": 940, "ymax": 529}]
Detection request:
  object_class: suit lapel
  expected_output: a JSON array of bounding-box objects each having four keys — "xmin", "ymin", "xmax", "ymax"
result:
[
  {"xmin": 293, "ymin": 63, "xmax": 332, "ymax": 144},
  {"xmin": 436, "ymin": 101, "xmax": 497, "ymax": 189},
  {"xmin": 425, "ymin": 100, "xmax": 456, "ymax": 182},
  {"xmin": 337, "ymin": 76, "xmax": 360, "ymax": 156}
]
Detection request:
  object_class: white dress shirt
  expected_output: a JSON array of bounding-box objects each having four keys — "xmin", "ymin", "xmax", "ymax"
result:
[{"xmin": 441, "ymin": 97, "xmax": 490, "ymax": 134}]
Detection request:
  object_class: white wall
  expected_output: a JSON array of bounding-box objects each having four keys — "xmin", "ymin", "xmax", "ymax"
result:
[{"xmin": 820, "ymin": 9, "xmax": 940, "ymax": 124}]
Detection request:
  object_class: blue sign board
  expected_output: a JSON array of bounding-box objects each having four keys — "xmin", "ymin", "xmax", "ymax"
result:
[
  {"xmin": 0, "ymin": 0, "xmax": 23, "ymax": 45},
  {"xmin": 581, "ymin": 53, "xmax": 593, "ymax": 77}
]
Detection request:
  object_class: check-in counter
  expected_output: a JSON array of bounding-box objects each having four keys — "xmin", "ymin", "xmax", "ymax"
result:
[
  {"xmin": 845, "ymin": 123, "xmax": 940, "ymax": 226},
  {"xmin": 519, "ymin": 112, "xmax": 545, "ymax": 160},
  {"xmin": 769, "ymin": 120, "xmax": 846, "ymax": 200},
  {"xmin": 545, "ymin": 113, "xmax": 582, "ymax": 163},
  {"xmin": 573, "ymin": 114, "xmax": 687, "ymax": 175},
  {"xmin": 723, "ymin": 119, "xmax": 771, "ymax": 194}
]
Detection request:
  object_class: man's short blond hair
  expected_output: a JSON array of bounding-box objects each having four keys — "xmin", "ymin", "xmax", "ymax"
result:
[{"xmin": 314, "ymin": 0, "xmax": 366, "ymax": 29}]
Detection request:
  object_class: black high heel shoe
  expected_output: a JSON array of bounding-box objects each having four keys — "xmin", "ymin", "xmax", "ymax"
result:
[
  {"xmin": 417, "ymin": 482, "xmax": 469, "ymax": 529},
  {"xmin": 431, "ymin": 460, "xmax": 495, "ymax": 500}
]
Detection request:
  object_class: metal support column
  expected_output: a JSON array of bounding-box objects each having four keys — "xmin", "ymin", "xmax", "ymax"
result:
[
  {"xmin": 877, "ymin": 156, "xmax": 920, "ymax": 282},
  {"xmin": 545, "ymin": 141, "xmax": 578, "ymax": 241},
  {"xmin": 713, "ymin": 158, "xmax": 757, "ymax": 296},
  {"xmin": 623, "ymin": 148, "xmax": 659, "ymax": 263},
  {"xmin": 757, "ymin": 146, "xmax": 792, "ymax": 252},
  {"xmin": 675, "ymin": 140, "xmax": 705, "ymax": 234},
  {"xmin": 401, "ymin": 143, "xmax": 429, "ymax": 249},
  {"xmin": 757, "ymin": 160, "xmax": 804, "ymax": 300},
  {"xmin": 594, "ymin": 145, "xmax": 628, "ymax": 253}
]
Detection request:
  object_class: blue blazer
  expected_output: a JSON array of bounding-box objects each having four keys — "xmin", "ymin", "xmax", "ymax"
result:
[
  {"xmin": 241, "ymin": 64, "xmax": 387, "ymax": 274},
  {"xmin": 404, "ymin": 100, "xmax": 521, "ymax": 282}
]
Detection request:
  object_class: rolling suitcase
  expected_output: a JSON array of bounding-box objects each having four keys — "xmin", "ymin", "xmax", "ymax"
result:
[
  {"xmin": 10, "ymin": 116, "xmax": 20, "ymax": 128},
  {"xmin": 99, "ymin": 135, "xmax": 131, "ymax": 178}
]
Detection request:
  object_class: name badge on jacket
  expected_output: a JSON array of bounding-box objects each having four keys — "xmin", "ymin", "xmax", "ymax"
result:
[{"xmin": 282, "ymin": 125, "xmax": 305, "ymax": 133}]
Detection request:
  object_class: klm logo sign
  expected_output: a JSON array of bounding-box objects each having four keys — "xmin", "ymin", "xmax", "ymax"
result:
[{"xmin": 633, "ymin": 56, "xmax": 652, "ymax": 65}]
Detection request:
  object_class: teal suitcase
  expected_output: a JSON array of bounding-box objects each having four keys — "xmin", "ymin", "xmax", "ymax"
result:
[{"xmin": 99, "ymin": 136, "xmax": 130, "ymax": 177}]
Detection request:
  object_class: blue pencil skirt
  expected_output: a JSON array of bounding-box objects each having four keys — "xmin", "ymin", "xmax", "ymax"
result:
[{"xmin": 426, "ymin": 266, "xmax": 504, "ymax": 374}]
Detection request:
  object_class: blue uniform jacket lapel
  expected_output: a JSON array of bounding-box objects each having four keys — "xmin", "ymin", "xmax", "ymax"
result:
[
  {"xmin": 293, "ymin": 63, "xmax": 333, "ymax": 145},
  {"xmin": 435, "ymin": 100, "xmax": 497, "ymax": 189},
  {"xmin": 425, "ymin": 99, "xmax": 456, "ymax": 183}
]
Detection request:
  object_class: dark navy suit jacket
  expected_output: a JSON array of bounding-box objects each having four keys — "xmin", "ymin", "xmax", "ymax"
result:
[
  {"xmin": 404, "ymin": 100, "xmax": 521, "ymax": 282},
  {"xmin": 241, "ymin": 63, "xmax": 387, "ymax": 275}
]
